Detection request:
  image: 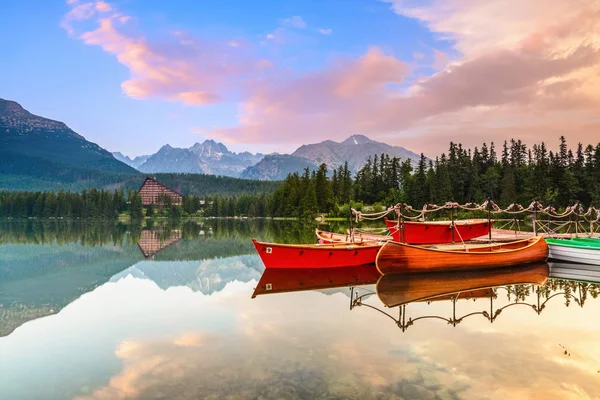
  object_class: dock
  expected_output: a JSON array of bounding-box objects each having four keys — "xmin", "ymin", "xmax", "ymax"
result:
[{"xmin": 472, "ymin": 229, "xmax": 600, "ymax": 243}]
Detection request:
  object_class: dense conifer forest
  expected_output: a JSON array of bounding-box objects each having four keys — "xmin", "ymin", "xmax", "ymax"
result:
[{"xmin": 1, "ymin": 137, "xmax": 599, "ymax": 219}]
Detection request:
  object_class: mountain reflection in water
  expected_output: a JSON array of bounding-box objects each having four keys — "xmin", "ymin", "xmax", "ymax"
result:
[{"xmin": 1, "ymin": 221, "xmax": 600, "ymax": 400}]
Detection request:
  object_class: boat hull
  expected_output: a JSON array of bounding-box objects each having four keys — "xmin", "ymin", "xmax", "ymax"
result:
[
  {"xmin": 377, "ymin": 263, "xmax": 549, "ymax": 307},
  {"xmin": 252, "ymin": 239, "xmax": 382, "ymax": 269},
  {"xmin": 547, "ymin": 243, "xmax": 600, "ymax": 266},
  {"xmin": 376, "ymin": 237, "xmax": 548, "ymax": 274},
  {"xmin": 384, "ymin": 218, "xmax": 491, "ymax": 244}
]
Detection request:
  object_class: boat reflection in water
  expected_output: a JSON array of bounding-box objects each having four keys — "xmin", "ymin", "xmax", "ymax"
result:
[
  {"xmin": 354, "ymin": 261, "xmax": 600, "ymax": 331},
  {"xmin": 253, "ymin": 261, "xmax": 600, "ymax": 332},
  {"xmin": 354, "ymin": 263, "xmax": 548, "ymax": 331},
  {"xmin": 252, "ymin": 264, "xmax": 380, "ymax": 298},
  {"xmin": 549, "ymin": 261, "xmax": 600, "ymax": 282}
]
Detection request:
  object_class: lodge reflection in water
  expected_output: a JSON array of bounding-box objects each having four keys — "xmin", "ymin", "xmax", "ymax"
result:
[
  {"xmin": 253, "ymin": 262, "xmax": 600, "ymax": 332},
  {"xmin": 137, "ymin": 228, "xmax": 183, "ymax": 258}
]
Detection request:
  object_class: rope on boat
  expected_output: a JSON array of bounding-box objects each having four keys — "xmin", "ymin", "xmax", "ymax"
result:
[{"xmin": 453, "ymin": 221, "xmax": 467, "ymax": 250}]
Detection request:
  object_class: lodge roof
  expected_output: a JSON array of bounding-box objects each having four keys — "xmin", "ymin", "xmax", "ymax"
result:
[{"xmin": 138, "ymin": 176, "xmax": 183, "ymax": 198}]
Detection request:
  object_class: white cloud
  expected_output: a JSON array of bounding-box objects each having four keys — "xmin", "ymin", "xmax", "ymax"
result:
[{"xmin": 282, "ymin": 16, "xmax": 306, "ymax": 29}]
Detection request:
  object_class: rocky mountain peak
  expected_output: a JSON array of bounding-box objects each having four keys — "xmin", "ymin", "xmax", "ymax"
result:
[
  {"xmin": 190, "ymin": 139, "xmax": 229, "ymax": 159},
  {"xmin": 0, "ymin": 98, "xmax": 26, "ymax": 114},
  {"xmin": 342, "ymin": 135, "xmax": 374, "ymax": 146},
  {"xmin": 0, "ymin": 98, "xmax": 74, "ymax": 134},
  {"xmin": 112, "ymin": 151, "xmax": 130, "ymax": 161}
]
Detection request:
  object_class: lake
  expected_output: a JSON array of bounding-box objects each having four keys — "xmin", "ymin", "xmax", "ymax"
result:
[{"xmin": 1, "ymin": 220, "xmax": 599, "ymax": 400}]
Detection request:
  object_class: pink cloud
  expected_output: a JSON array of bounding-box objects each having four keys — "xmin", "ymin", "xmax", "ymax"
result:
[
  {"xmin": 209, "ymin": 47, "xmax": 409, "ymax": 144},
  {"xmin": 63, "ymin": 1, "xmax": 267, "ymax": 106},
  {"xmin": 208, "ymin": 0, "xmax": 600, "ymax": 153},
  {"xmin": 432, "ymin": 49, "xmax": 448, "ymax": 70},
  {"xmin": 177, "ymin": 92, "xmax": 220, "ymax": 105},
  {"xmin": 61, "ymin": 0, "xmax": 113, "ymax": 34},
  {"xmin": 318, "ymin": 28, "xmax": 333, "ymax": 35}
]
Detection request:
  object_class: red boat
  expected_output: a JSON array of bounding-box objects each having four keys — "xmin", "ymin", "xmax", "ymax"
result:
[
  {"xmin": 252, "ymin": 265, "xmax": 381, "ymax": 298},
  {"xmin": 252, "ymin": 238, "xmax": 382, "ymax": 269},
  {"xmin": 384, "ymin": 217, "xmax": 491, "ymax": 244}
]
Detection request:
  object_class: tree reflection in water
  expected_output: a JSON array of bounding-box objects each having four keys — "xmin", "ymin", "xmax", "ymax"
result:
[{"xmin": 350, "ymin": 275, "xmax": 600, "ymax": 332}]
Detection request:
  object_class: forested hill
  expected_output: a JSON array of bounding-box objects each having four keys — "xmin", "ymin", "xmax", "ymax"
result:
[
  {"xmin": 121, "ymin": 173, "xmax": 281, "ymax": 197},
  {"xmin": 0, "ymin": 98, "xmax": 137, "ymax": 191}
]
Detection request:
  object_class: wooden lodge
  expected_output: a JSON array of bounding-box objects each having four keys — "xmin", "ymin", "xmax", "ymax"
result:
[{"xmin": 139, "ymin": 177, "xmax": 183, "ymax": 206}]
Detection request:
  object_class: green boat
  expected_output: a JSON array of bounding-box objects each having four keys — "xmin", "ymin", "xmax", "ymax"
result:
[
  {"xmin": 570, "ymin": 237, "xmax": 600, "ymax": 246},
  {"xmin": 546, "ymin": 237, "xmax": 600, "ymax": 266}
]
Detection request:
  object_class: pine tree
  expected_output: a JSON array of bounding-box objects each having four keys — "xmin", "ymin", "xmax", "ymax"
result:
[
  {"xmin": 315, "ymin": 163, "xmax": 333, "ymax": 212},
  {"xmin": 128, "ymin": 190, "xmax": 143, "ymax": 220},
  {"xmin": 500, "ymin": 166, "xmax": 517, "ymax": 205}
]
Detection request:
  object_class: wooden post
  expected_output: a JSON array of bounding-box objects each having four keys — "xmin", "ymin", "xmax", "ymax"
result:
[
  {"xmin": 451, "ymin": 203, "xmax": 455, "ymax": 244},
  {"xmin": 400, "ymin": 206, "xmax": 406, "ymax": 244},
  {"xmin": 575, "ymin": 206, "xmax": 579, "ymax": 237},
  {"xmin": 533, "ymin": 200, "xmax": 538, "ymax": 237},
  {"xmin": 487, "ymin": 198, "xmax": 492, "ymax": 243},
  {"xmin": 349, "ymin": 208, "xmax": 354, "ymax": 243}
]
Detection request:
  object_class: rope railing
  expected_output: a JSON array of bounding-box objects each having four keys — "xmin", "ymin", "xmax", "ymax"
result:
[{"xmin": 351, "ymin": 200, "xmax": 600, "ymax": 223}]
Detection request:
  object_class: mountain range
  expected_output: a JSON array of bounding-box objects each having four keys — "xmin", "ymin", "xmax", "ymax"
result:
[
  {"xmin": 116, "ymin": 135, "xmax": 421, "ymax": 181},
  {"xmin": 0, "ymin": 97, "xmax": 422, "ymax": 190},
  {"xmin": 116, "ymin": 141, "xmax": 264, "ymax": 176},
  {"xmin": 241, "ymin": 135, "xmax": 421, "ymax": 180}
]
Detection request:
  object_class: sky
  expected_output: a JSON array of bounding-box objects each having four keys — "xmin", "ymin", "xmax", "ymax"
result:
[{"xmin": 1, "ymin": 0, "xmax": 599, "ymax": 158}]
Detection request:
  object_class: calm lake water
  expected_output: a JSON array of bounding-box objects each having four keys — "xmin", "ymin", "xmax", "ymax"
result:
[{"xmin": 1, "ymin": 220, "xmax": 599, "ymax": 400}]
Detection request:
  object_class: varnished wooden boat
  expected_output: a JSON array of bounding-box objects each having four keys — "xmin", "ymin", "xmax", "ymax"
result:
[
  {"xmin": 251, "ymin": 265, "xmax": 381, "ymax": 298},
  {"xmin": 316, "ymin": 229, "xmax": 390, "ymax": 244},
  {"xmin": 377, "ymin": 263, "xmax": 549, "ymax": 307},
  {"xmin": 383, "ymin": 217, "xmax": 491, "ymax": 244},
  {"xmin": 252, "ymin": 238, "xmax": 382, "ymax": 269},
  {"xmin": 376, "ymin": 236, "xmax": 548, "ymax": 274}
]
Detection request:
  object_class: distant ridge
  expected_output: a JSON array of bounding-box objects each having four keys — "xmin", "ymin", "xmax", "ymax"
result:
[
  {"xmin": 112, "ymin": 152, "xmax": 150, "ymax": 169},
  {"xmin": 240, "ymin": 154, "xmax": 318, "ymax": 181},
  {"xmin": 115, "ymin": 134, "xmax": 422, "ymax": 181},
  {"xmin": 240, "ymin": 134, "xmax": 421, "ymax": 180}
]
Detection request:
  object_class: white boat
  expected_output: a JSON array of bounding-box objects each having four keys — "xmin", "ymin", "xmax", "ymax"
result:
[
  {"xmin": 549, "ymin": 262, "xmax": 600, "ymax": 283},
  {"xmin": 546, "ymin": 238, "xmax": 600, "ymax": 266}
]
